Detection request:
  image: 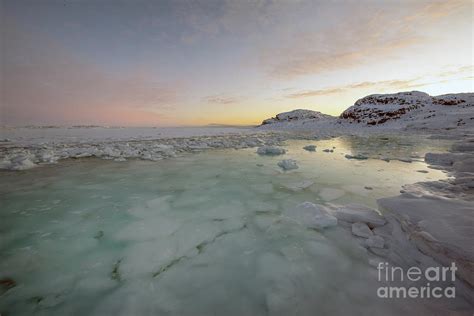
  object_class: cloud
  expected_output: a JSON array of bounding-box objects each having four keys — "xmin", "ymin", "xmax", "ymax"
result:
[
  {"xmin": 285, "ymin": 70, "xmax": 472, "ymax": 99},
  {"xmin": 437, "ymin": 65, "xmax": 474, "ymax": 78},
  {"xmin": 204, "ymin": 94, "xmax": 241, "ymax": 104},
  {"xmin": 285, "ymin": 78, "xmax": 427, "ymax": 99},
  {"xmin": 404, "ymin": 0, "xmax": 468, "ymax": 22},
  {"xmin": 263, "ymin": 0, "xmax": 470, "ymax": 79},
  {"xmin": 287, "ymin": 87, "xmax": 346, "ymax": 99}
]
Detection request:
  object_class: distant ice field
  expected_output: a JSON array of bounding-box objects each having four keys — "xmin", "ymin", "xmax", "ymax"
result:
[{"xmin": 0, "ymin": 126, "xmax": 256, "ymax": 146}]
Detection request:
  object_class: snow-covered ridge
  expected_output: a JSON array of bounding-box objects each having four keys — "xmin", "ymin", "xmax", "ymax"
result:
[
  {"xmin": 261, "ymin": 109, "xmax": 334, "ymax": 125},
  {"xmin": 340, "ymin": 91, "xmax": 473, "ymax": 126},
  {"xmin": 259, "ymin": 91, "xmax": 473, "ymax": 132},
  {"xmin": 340, "ymin": 91, "xmax": 431, "ymax": 124}
]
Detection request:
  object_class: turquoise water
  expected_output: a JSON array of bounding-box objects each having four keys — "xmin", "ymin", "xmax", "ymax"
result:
[{"xmin": 0, "ymin": 136, "xmax": 450, "ymax": 315}]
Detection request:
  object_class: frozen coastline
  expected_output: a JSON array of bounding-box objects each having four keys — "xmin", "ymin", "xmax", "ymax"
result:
[
  {"xmin": 1, "ymin": 91, "xmax": 473, "ymax": 313},
  {"xmin": 0, "ymin": 126, "xmax": 287, "ymax": 171},
  {"xmin": 258, "ymin": 91, "xmax": 474, "ymax": 305}
]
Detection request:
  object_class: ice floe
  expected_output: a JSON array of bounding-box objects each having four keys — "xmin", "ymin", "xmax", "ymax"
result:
[
  {"xmin": 277, "ymin": 159, "xmax": 298, "ymax": 171},
  {"xmin": 351, "ymin": 222, "xmax": 373, "ymax": 238},
  {"xmin": 257, "ymin": 146, "xmax": 286, "ymax": 156},
  {"xmin": 335, "ymin": 204, "xmax": 386, "ymax": 228},
  {"xmin": 284, "ymin": 202, "xmax": 337, "ymax": 229}
]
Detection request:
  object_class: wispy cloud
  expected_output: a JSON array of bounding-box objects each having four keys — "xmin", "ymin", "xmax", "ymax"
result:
[
  {"xmin": 204, "ymin": 94, "xmax": 241, "ymax": 104},
  {"xmin": 285, "ymin": 70, "xmax": 472, "ymax": 99},
  {"xmin": 286, "ymin": 79, "xmax": 422, "ymax": 98},
  {"xmin": 437, "ymin": 65, "xmax": 474, "ymax": 78},
  {"xmin": 404, "ymin": 0, "xmax": 468, "ymax": 22},
  {"xmin": 264, "ymin": 0, "xmax": 470, "ymax": 79}
]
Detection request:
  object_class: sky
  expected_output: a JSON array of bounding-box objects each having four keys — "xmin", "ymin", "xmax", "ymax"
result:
[{"xmin": 1, "ymin": 0, "xmax": 473, "ymax": 126}]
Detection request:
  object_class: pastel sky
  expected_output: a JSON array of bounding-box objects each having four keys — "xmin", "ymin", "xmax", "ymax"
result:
[{"xmin": 1, "ymin": 0, "xmax": 473, "ymax": 126}]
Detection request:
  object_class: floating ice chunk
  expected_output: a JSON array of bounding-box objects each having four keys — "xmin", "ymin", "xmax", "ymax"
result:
[
  {"xmin": 454, "ymin": 176, "xmax": 474, "ymax": 188},
  {"xmin": 424, "ymin": 152, "xmax": 456, "ymax": 166},
  {"xmin": 36, "ymin": 150, "xmax": 58, "ymax": 164},
  {"xmin": 284, "ymin": 202, "xmax": 337, "ymax": 229},
  {"xmin": 257, "ymin": 146, "xmax": 286, "ymax": 156},
  {"xmin": 277, "ymin": 159, "xmax": 298, "ymax": 171},
  {"xmin": 335, "ymin": 204, "xmax": 386, "ymax": 228},
  {"xmin": 303, "ymin": 145, "xmax": 316, "ymax": 152},
  {"xmin": 453, "ymin": 157, "xmax": 474, "ymax": 173},
  {"xmin": 452, "ymin": 142, "xmax": 474, "ymax": 152},
  {"xmin": 0, "ymin": 159, "xmax": 12, "ymax": 170},
  {"xmin": 364, "ymin": 236, "xmax": 384, "ymax": 248},
  {"xmin": 102, "ymin": 146, "xmax": 121, "ymax": 158},
  {"xmin": 351, "ymin": 222, "xmax": 373, "ymax": 238},
  {"xmin": 9, "ymin": 155, "xmax": 36, "ymax": 170},
  {"xmin": 345, "ymin": 154, "xmax": 368, "ymax": 160}
]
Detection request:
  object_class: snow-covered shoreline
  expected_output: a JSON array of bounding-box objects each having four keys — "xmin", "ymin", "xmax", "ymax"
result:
[{"xmin": 0, "ymin": 127, "xmax": 289, "ymax": 171}]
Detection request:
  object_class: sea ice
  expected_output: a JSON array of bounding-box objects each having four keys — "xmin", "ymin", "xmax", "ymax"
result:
[
  {"xmin": 351, "ymin": 222, "xmax": 373, "ymax": 238},
  {"xmin": 277, "ymin": 159, "xmax": 298, "ymax": 171},
  {"xmin": 424, "ymin": 152, "xmax": 457, "ymax": 166},
  {"xmin": 335, "ymin": 204, "xmax": 386, "ymax": 228},
  {"xmin": 284, "ymin": 202, "xmax": 338, "ymax": 229},
  {"xmin": 303, "ymin": 145, "xmax": 317, "ymax": 152},
  {"xmin": 9, "ymin": 155, "xmax": 36, "ymax": 170},
  {"xmin": 364, "ymin": 236, "xmax": 384, "ymax": 249},
  {"xmin": 1, "ymin": 133, "xmax": 470, "ymax": 315},
  {"xmin": 256, "ymin": 146, "xmax": 286, "ymax": 156}
]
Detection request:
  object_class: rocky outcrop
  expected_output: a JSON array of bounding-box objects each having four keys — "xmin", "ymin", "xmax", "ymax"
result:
[
  {"xmin": 259, "ymin": 91, "xmax": 473, "ymax": 131},
  {"xmin": 340, "ymin": 91, "xmax": 473, "ymax": 126}
]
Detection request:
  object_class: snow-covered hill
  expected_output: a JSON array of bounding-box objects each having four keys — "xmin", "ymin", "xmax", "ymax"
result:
[
  {"xmin": 340, "ymin": 91, "xmax": 473, "ymax": 129},
  {"xmin": 259, "ymin": 91, "xmax": 474, "ymax": 132},
  {"xmin": 261, "ymin": 109, "xmax": 335, "ymax": 125}
]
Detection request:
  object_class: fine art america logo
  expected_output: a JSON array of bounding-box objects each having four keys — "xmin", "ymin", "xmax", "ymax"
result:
[{"xmin": 377, "ymin": 262, "xmax": 457, "ymax": 299}]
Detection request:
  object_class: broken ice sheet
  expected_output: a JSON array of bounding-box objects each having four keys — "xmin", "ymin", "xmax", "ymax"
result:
[{"xmin": 0, "ymin": 136, "xmax": 452, "ymax": 315}]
